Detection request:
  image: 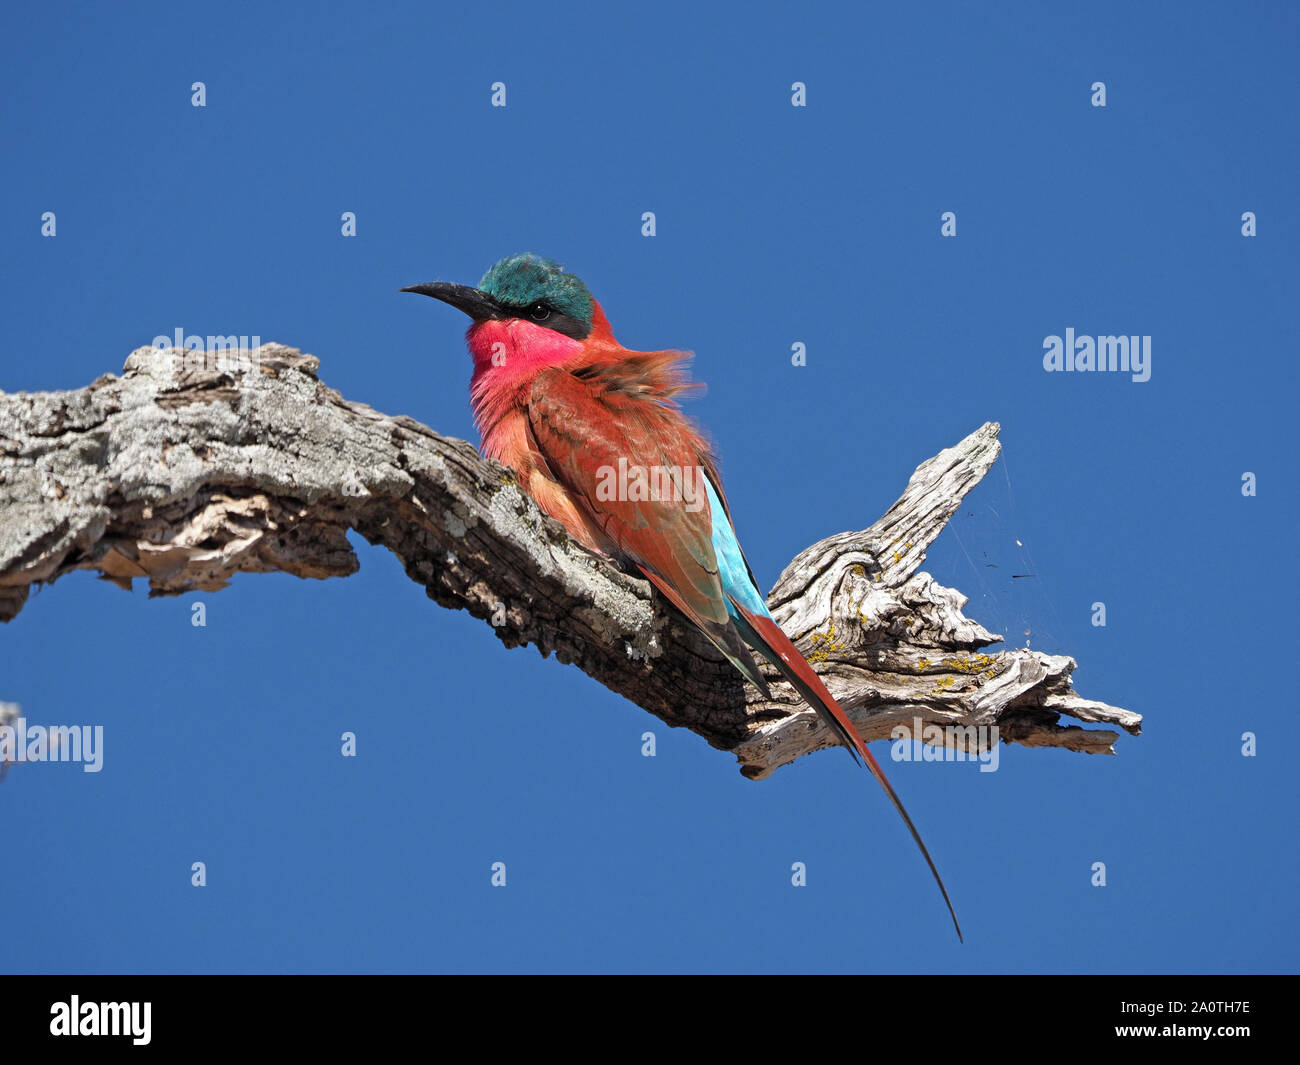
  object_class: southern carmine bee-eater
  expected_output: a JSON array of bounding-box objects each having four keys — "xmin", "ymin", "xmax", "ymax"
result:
[{"xmin": 403, "ymin": 254, "xmax": 962, "ymax": 941}]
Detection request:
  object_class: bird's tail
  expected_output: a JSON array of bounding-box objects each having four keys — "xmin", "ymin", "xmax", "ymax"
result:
[{"xmin": 731, "ymin": 602, "xmax": 963, "ymax": 943}]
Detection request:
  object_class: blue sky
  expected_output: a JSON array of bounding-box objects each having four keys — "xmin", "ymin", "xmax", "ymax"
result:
[{"xmin": 1, "ymin": 0, "xmax": 1295, "ymax": 973}]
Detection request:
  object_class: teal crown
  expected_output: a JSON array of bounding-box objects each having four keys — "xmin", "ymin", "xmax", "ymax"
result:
[{"xmin": 478, "ymin": 253, "xmax": 594, "ymax": 327}]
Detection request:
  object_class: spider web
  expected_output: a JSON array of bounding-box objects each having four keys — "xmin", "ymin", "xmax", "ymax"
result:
[{"xmin": 929, "ymin": 451, "xmax": 1069, "ymax": 656}]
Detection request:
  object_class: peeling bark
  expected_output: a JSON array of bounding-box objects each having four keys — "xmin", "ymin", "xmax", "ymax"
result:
[{"xmin": 0, "ymin": 344, "xmax": 1139, "ymax": 777}]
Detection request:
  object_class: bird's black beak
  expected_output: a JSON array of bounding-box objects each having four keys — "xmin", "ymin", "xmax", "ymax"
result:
[{"xmin": 400, "ymin": 282, "xmax": 508, "ymax": 322}]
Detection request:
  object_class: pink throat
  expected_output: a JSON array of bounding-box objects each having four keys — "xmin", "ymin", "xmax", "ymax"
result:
[
  {"xmin": 467, "ymin": 319, "xmax": 583, "ymax": 376},
  {"xmin": 467, "ymin": 319, "xmax": 584, "ymax": 452}
]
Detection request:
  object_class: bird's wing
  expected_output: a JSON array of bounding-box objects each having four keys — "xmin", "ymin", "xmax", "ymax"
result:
[{"xmin": 524, "ymin": 364, "xmax": 770, "ymax": 694}]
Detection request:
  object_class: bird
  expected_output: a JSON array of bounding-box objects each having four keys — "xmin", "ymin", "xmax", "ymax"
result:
[{"xmin": 403, "ymin": 253, "xmax": 962, "ymax": 941}]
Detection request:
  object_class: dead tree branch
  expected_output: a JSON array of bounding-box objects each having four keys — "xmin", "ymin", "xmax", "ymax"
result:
[{"xmin": 0, "ymin": 344, "xmax": 1139, "ymax": 776}]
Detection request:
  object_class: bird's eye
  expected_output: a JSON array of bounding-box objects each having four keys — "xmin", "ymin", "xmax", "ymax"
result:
[{"xmin": 528, "ymin": 303, "xmax": 551, "ymax": 321}]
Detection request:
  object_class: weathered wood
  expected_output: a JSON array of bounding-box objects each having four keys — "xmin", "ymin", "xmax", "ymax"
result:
[{"xmin": 0, "ymin": 344, "xmax": 1139, "ymax": 776}]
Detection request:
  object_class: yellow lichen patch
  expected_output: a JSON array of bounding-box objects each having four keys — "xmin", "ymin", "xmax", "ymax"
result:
[
  {"xmin": 933, "ymin": 676, "xmax": 955, "ymax": 693},
  {"xmin": 807, "ymin": 616, "xmax": 845, "ymax": 664},
  {"xmin": 916, "ymin": 657, "xmax": 931, "ymax": 669},
  {"xmin": 940, "ymin": 653, "xmax": 999, "ymax": 675},
  {"xmin": 848, "ymin": 563, "xmax": 867, "ymax": 578}
]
